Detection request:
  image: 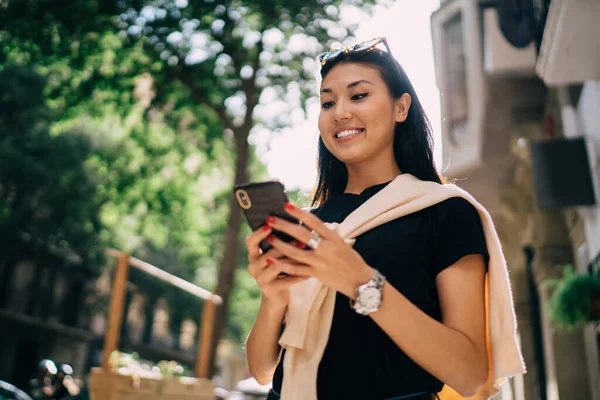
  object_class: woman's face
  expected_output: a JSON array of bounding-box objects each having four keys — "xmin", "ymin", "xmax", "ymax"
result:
[{"xmin": 318, "ymin": 62, "xmax": 408, "ymax": 165}]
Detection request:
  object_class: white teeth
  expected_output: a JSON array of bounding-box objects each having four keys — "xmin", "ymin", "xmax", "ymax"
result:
[{"xmin": 335, "ymin": 129, "xmax": 363, "ymax": 138}]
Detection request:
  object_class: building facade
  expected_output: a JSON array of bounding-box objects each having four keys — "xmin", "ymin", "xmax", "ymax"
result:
[{"xmin": 431, "ymin": 0, "xmax": 600, "ymax": 399}]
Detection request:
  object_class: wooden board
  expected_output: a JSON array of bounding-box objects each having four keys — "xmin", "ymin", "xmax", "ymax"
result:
[{"xmin": 88, "ymin": 368, "xmax": 215, "ymax": 400}]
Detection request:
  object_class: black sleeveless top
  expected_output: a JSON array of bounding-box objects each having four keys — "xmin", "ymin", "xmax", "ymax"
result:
[{"xmin": 272, "ymin": 181, "xmax": 488, "ymax": 399}]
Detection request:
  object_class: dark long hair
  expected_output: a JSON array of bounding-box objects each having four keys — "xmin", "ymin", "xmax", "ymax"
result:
[{"xmin": 311, "ymin": 49, "xmax": 444, "ymax": 207}]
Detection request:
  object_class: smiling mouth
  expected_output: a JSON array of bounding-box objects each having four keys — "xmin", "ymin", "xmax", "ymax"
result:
[{"xmin": 335, "ymin": 128, "xmax": 365, "ymax": 139}]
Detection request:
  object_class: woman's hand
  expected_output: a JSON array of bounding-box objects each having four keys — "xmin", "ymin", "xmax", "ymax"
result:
[
  {"xmin": 264, "ymin": 202, "xmax": 374, "ymax": 299},
  {"xmin": 246, "ymin": 225, "xmax": 309, "ymax": 312}
]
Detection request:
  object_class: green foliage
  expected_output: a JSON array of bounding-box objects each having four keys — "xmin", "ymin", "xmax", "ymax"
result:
[
  {"xmin": 108, "ymin": 350, "xmax": 188, "ymax": 377},
  {"xmin": 545, "ymin": 264, "xmax": 600, "ymax": 329},
  {"xmin": 228, "ymin": 268, "xmax": 263, "ymax": 342},
  {"xmin": 114, "ymin": 0, "xmax": 385, "ymax": 131},
  {"xmin": 0, "ymin": 0, "xmax": 388, "ymax": 348},
  {"xmin": 0, "ymin": 65, "xmax": 106, "ymax": 271}
]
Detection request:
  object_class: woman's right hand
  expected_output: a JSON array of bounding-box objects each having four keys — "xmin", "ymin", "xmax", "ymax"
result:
[{"xmin": 246, "ymin": 226, "xmax": 308, "ymax": 312}]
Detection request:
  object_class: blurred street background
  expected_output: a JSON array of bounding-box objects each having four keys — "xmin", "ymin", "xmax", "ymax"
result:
[{"xmin": 1, "ymin": 0, "xmax": 599, "ymax": 399}]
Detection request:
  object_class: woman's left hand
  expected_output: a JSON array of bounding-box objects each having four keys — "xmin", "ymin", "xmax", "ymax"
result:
[{"xmin": 264, "ymin": 202, "xmax": 374, "ymax": 299}]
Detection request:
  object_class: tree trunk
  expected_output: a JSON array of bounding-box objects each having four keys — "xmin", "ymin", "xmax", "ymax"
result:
[
  {"xmin": 208, "ymin": 126, "xmax": 250, "ymax": 376},
  {"xmin": 203, "ymin": 36, "xmax": 262, "ymax": 376}
]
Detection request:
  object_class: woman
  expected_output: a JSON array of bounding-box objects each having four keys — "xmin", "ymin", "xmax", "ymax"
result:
[{"xmin": 245, "ymin": 38, "xmax": 491, "ymax": 400}]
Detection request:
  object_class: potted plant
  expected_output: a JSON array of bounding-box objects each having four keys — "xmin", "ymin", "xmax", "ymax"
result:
[
  {"xmin": 89, "ymin": 351, "xmax": 214, "ymax": 400},
  {"xmin": 545, "ymin": 264, "xmax": 600, "ymax": 329}
]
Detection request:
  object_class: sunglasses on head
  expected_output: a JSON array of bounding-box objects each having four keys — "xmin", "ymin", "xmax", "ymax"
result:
[{"xmin": 318, "ymin": 37, "xmax": 393, "ymax": 66}]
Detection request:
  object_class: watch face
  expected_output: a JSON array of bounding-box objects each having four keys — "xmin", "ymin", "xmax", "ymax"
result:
[{"xmin": 359, "ymin": 287, "xmax": 382, "ymax": 310}]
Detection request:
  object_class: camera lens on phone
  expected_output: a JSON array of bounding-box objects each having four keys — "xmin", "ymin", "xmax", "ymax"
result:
[{"xmin": 236, "ymin": 189, "xmax": 252, "ymax": 209}]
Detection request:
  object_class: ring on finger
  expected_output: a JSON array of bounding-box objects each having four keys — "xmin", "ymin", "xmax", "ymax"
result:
[{"xmin": 306, "ymin": 230, "xmax": 323, "ymax": 250}]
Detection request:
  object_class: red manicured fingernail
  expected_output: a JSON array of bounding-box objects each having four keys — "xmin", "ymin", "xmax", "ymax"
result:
[
  {"xmin": 266, "ymin": 216, "xmax": 276, "ymax": 225},
  {"xmin": 262, "ymin": 225, "xmax": 271, "ymax": 232},
  {"xmin": 267, "ymin": 235, "xmax": 274, "ymax": 243},
  {"xmin": 284, "ymin": 202, "xmax": 295, "ymax": 211},
  {"xmin": 266, "ymin": 258, "xmax": 275, "ymax": 265},
  {"xmin": 295, "ymin": 241, "xmax": 305, "ymax": 248}
]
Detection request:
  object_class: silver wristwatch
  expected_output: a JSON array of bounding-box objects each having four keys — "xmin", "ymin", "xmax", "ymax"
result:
[{"xmin": 350, "ymin": 269, "xmax": 386, "ymax": 315}]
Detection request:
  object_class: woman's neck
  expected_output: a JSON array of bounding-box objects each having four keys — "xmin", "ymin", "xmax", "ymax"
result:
[{"xmin": 344, "ymin": 156, "xmax": 401, "ymax": 195}]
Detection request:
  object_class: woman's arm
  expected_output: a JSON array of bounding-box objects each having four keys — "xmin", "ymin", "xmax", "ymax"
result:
[
  {"xmin": 369, "ymin": 254, "xmax": 488, "ymax": 397},
  {"xmin": 245, "ymin": 298, "xmax": 286, "ymax": 385},
  {"xmin": 243, "ymin": 223, "xmax": 307, "ymax": 385}
]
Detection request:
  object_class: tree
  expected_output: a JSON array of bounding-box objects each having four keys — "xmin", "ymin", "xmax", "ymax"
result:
[
  {"xmin": 114, "ymin": 0, "xmax": 384, "ymax": 373},
  {"xmin": 0, "ymin": 10, "xmax": 238, "ymax": 338},
  {"xmin": 1, "ymin": 0, "xmax": 238, "ymax": 333},
  {"xmin": 0, "ymin": 65, "xmax": 107, "ymax": 305},
  {"xmin": 1, "ymin": 0, "xmax": 389, "ymax": 374}
]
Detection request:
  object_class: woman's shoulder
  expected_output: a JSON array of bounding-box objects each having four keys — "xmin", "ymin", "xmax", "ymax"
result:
[
  {"xmin": 425, "ymin": 195, "xmax": 481, "ymax": 227},
  {"xmin": 432, "ymin": 196, "xmax": 485, "ymax": 238},
  {"xmin": 436, "ymin": 196, "xmax": 478, "ymax": 214}
]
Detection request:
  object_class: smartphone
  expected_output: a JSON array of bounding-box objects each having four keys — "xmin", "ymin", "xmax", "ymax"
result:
[{"xmin": 233, "ymin": 180, "xmax": 300, "ymax": 253}]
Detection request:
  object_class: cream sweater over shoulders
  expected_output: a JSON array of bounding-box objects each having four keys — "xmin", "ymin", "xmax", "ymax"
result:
[{"xmin": 277, "ymin": 174, "xmax": 526, "ymax": 400}]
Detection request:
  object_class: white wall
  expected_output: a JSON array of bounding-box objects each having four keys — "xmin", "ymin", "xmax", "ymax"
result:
[{"xmin": 577, "ymin": 80, "xmax": 600, "ymax": 261}]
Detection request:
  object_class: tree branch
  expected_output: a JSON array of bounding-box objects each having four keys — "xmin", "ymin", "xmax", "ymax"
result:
[
  {"xmin": 238, "ymin": 32, "xmax": 264, "ymax": 138},
  {"xmin": 168, "ymin": 66, "xmax": 234, "ymax": 131}
]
